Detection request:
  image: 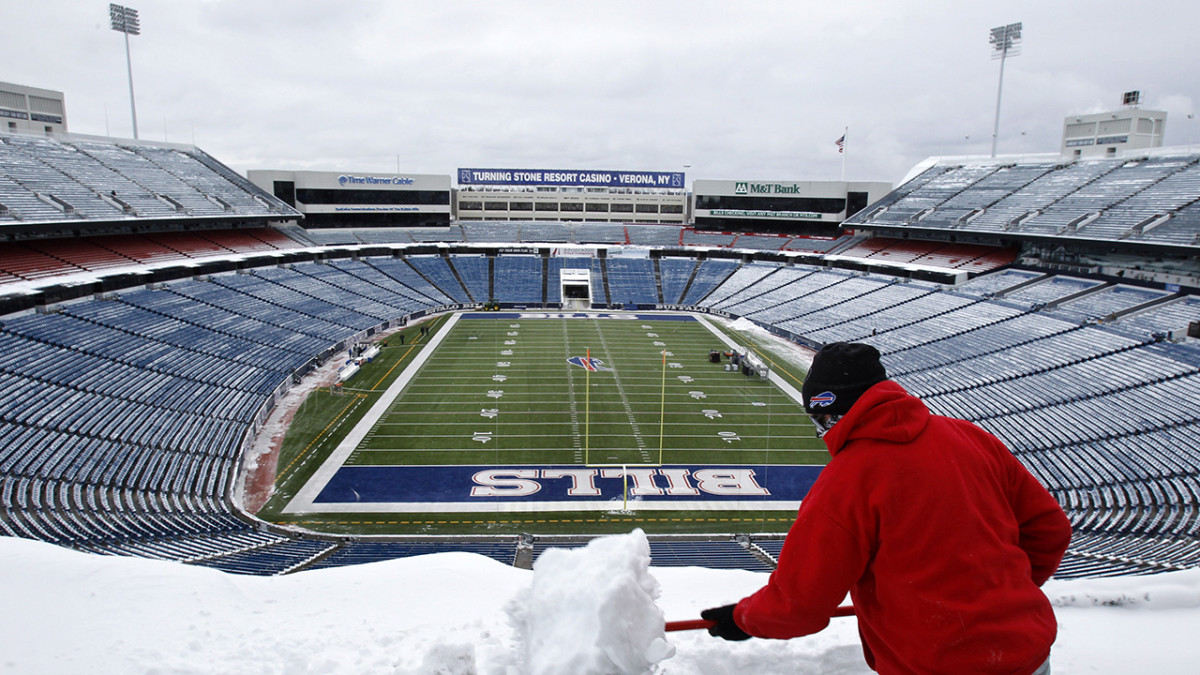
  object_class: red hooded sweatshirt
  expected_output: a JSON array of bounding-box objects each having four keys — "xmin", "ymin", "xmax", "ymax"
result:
[{"xmin": 735, "ymin": 380, "xmax": 1072, "ymax": 674}]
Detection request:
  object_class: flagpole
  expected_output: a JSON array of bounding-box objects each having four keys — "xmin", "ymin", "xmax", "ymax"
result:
[{"xmin": 840, "ymin": 127, "xmax": 847, "ymax": 181}]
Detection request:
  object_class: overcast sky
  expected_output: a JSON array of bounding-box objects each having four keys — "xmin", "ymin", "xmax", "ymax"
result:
[{"xmin": 5, "ymin": 0, "xmax": 1199, "ymax": 186}]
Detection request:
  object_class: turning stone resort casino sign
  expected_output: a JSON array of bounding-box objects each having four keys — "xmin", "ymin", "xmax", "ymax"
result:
[{"xmin": 458, "ymin": 168, "xmax": 685, "ymax": 189}]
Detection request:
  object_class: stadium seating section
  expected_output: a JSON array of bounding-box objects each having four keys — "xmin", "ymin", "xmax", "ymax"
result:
[
  {"xmin": 0, "ymin": 229, "xmax": 300, "ymax": 283},
  {"xmin": 847, "ymin": 153, "xmax": 1200, "ymax": 247},
  {"xmin": 0, "ymin": 134, "xmax": 293, "ymax": 225},
  {"xmin": 280, "ymin": 221, "xmax": 1014, "ymax": 272},
  {"xmin": 0, "ymin": 253, "xmax": 1197, "ymax": 577},
  {"xmin": 2, "ymin": 135, "xmax": 1198, "ymax": 579}
]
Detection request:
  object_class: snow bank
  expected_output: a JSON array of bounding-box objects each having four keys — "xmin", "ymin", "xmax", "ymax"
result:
[
  {"xmin": 0, "ymin": 536, "xmax": 526, "ymax": 674},
  {"xmin": 1047, "ymin": 568, "xmax": 1200, "ymax": 610},
  {"xmin": 719, "ymin": 316, "xmax": 815, "ymax": 372},
  {"xmin": 728, "ymin": 317, "xmax": 761, "ymax": 334},
  {"xmin": 511, "ymin": 529, "xmax": 674, "ymax": 675},
  {"xmin": 2, "ymin": 534, "xmax": 1200, "ymax": 673}
]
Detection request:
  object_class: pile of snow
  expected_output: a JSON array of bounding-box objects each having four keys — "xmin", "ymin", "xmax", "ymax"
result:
[
  {"xmin": 727, "ymin": 317, "xmax": 763, "ymax": 334},
  {"xmin": 719, "ymin": 316, "xmax": 815, "ymax": 372},
  {"xmin": 1, "ymin": 532, "xmax": 1199, "ymax": 673},
  {"xmin": 511, "ymin": 529, "xmax": 673, "ymax": 674}
]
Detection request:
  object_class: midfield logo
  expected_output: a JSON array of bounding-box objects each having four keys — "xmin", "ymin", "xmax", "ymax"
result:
[{"xmin": 567, "ymin": 355, "xmax": 613, "ymax": 372}]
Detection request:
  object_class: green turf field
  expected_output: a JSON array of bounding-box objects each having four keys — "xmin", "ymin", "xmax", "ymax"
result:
[{"xmin": 257, "ymin": 312, "xmax": 827, "ymax": 536}]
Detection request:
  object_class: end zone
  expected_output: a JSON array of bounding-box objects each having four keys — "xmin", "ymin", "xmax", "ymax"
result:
[{"xmin": 287, "ymin": 464, "xmax": 815, "ymax": 514}]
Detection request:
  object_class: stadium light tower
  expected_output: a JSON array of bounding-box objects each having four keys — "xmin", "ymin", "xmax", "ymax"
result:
[
  {"xmin": 988, "ymin": 22, "xmax": 1022, "ymax": 158},
  {"xmin": 109, "ymin": 3, "xmax": 141, "ymax": 139}
]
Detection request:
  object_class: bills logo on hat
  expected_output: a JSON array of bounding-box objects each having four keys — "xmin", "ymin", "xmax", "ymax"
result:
[{"xmin": 809, "ymin": 391, "xmax": 837, "ymax": 408}]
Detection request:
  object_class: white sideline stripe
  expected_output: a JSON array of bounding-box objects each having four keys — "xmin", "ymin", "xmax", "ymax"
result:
[
  {"xmin": 693, "ymin": 315, "xmax": 806, "ymax": 406},
  {"xmin": 289, "ymin": 499, "xmax": 805, "ymax": 514},
  {"xmin": 284, "ymin": 312, "xmax": 463, "ymax": 514}
]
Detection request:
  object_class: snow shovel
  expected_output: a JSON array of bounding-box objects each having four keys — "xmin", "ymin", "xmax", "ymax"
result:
[{"xmin": 665, "ymin": 605, "xmax": 855, "ymax": 632}]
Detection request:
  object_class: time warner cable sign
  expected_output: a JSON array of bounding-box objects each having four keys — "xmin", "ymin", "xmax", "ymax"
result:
[
  {"xmin": 338, "ymin": 175, "xmax": 416, "ymax": 186},
  {"xmin": 458, "ymin": 168, "xmax": 684, "ymax": 189}
]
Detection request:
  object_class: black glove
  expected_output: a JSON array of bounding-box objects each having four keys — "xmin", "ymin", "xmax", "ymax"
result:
[{"xmin": 700, "ymin": 604, "xmax": 752, "ymax": 641}]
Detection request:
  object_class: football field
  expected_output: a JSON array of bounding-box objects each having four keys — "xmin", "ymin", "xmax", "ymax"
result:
[{"xmin": 269, "ymin": 312, "xmax": 827, "ymax": 534}]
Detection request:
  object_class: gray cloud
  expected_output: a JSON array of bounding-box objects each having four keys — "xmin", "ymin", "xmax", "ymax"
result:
[{"xmin": 5, "ymin": 0, "xmax": 1197, "ymax": 186}]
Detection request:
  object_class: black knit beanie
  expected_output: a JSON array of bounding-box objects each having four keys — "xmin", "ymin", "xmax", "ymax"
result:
[{"xmin": 802, "ymin": 342, "xmax": 888, "ymax": 415}]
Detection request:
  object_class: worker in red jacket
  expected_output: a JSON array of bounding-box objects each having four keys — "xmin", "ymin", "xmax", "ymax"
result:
[{"xmin": 702, "ymin": 342, "xmax": 1072, "ymax": 675}]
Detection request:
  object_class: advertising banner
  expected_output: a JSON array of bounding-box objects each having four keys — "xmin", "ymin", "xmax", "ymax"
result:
[{"xmin": 458, "ymin": 168, "xmax": 684, "ymax": 189}]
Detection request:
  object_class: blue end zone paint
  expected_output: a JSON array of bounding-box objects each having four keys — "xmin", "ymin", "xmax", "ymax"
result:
[
  {"xmin": 460, "ymin": 313, "xmax": 529, "ymax": 320},
  {"xmin": 313, "ymin": 464, "xmax": 821, "ymax": 505}
]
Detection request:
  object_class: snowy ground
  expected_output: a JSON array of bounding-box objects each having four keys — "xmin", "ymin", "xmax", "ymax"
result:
[{"xmin": 2, "ymin": 532, "xmax": 1198, "ymax": 674}]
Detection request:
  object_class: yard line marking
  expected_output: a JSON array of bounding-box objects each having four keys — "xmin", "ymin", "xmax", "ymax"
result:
[
  {"xmin": 563, "ymin": 321, "xmax": 584, "ymax": 463},
  {"xmin": 594, "ymin": 322, "xmax": 652, "ymax": 464},
  {"xmin": 285, "ymin": 312, "xmax": 462, "ymax": 513}
]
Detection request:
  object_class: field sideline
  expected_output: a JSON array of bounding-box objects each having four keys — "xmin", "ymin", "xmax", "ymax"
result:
[{"xmin": 259, "ymin": 312, "xmax": 827, "ymax": 535}]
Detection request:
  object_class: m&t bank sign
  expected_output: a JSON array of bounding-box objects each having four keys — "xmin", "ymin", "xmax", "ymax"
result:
[{"xmin": 735, "ymin": 182, "xmax": 806, "ymax": 195}]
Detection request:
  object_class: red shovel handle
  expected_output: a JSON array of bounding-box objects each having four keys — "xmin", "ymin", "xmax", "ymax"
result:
[
  {"xmin": 665, "ymin": 619, "xmax": 716, "ymax": 632},
  {"xmin": 666, "ymin": 605, "xmax": 854, "ymax": 632}
]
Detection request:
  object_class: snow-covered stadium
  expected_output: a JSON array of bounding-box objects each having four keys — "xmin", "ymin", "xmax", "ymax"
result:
[{"xmin": 1, "ymin": 128, "xmax": 1198, "ymax": 584}]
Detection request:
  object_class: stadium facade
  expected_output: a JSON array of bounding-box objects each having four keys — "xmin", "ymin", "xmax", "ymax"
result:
[
  {"xmin": 1061, "ymin": 101, "xmax": 1166, "ymax": 160},
  {"xmin": 248, "ymin": 165, "xmax": 890, "ymax": 234},
  {"xmin": 692, "ymin": 179, "xmax": 892, "ymax": 237},
  {"xmin": 0, "ymin": 81, "xmax": 67, "ymax": 136},
  {"xmin": 247, "ymin": 169, "xmax": 451, "ymax": 229},
  {"xmin": 454, "ymin": 167, "xmax": 689, "ymax": 224}
]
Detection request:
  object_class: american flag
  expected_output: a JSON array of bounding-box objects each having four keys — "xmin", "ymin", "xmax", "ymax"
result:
[{"xmin": 835, "ymin": 134, "xmax": 846, "ymax": 153}]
